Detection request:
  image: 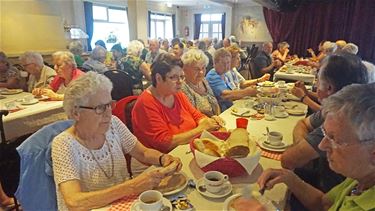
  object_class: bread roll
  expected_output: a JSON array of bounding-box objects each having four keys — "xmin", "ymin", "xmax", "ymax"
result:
[
  {"xmin": 225, "ymin": 128, "xmax": 250, "ymax": 158},
  {"xmin": 194, "ymin": 138, "xmax": 223, "ymax": 157}
]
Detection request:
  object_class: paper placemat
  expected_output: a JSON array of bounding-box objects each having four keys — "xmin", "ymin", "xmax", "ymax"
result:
[
  {"xmin": 108, "ymin": 194, "xmax": 139, "ymax": 211},
  {"xmin": 259, "ymin": 149, "xmax": 282, "ymax": 161}
]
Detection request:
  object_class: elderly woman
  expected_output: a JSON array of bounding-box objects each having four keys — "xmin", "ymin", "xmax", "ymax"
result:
[
  {"xmin": 82, "ymin": 46, "xmax": 108, "ymax": 74},
  {"xmin": 181, "ymin": 49, "xmax": 220, "ymax": 117},
  {"xmin": 32, "ymin": 51, "xmax": 84, "ymax": 100},
  {"xmin": 258, "ymin": 83, "xmax": 375, "ymax": 211},
  {"xmin": 206, "ymin": 48, "xmax": 257, "ymax": 111},
  {"xmin": 118, "ymin": 40, "xmax": 151, "ymax": 95},
  {"xmin": 225, "ymin": 45, "xmax": 270, "ymax": 90},
  {"xmin": 19, "ymin": 51, "xmax": 56, "ymax": 92},
  {"xmin": 52, "ymin": 72, "xmax": 181, "ymax": 210},
  {"xmin": 0, "ymin": 52, "xmax": 22, "ymax": 89},
  {"xmin": 132, "ymin": 53, "xmax": 222, "ymax": 153},
  {"xmin": 68, "ymin": 41, "xmax": 84, "ymax": 68},
  {"xmin": 272, "ymin": 41, "xmax": 290, "ymax": 63}
]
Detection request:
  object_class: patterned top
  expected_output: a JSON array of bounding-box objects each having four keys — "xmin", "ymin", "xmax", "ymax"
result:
[
  {"xmin": 181, "ymin": 79, "xmax": 220, "ymax": 117},
  {"xmin": 118, "ymin": 55, "xmax": 144, "ymax": 95},
  {"xmin": 0, "ymin": 65, "xmax": 20, "ymax": 83},
  {"xmin": 52, "ymin": 116, "xmax": 137, "ymax": 211},
  {"xmin": 27, "ymin": 65, "xmax": 56, "ymax": 92}
]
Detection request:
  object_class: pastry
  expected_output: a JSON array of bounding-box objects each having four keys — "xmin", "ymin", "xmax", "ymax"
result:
[{"xmin": 155, "ymin": 173, "xmax": 187, "ymax": 193}]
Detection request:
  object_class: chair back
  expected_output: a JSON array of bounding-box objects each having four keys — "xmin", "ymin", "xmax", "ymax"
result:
[
  {"xmin": 104, "ymin": 70, "xmax": 134, "ymax": 101},
  {"xmin": 15, "ymin": 120, "xmax": 74, "ymax": 211}
]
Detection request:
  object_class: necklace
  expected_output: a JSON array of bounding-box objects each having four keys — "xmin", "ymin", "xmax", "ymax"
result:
[{"xmin": 75, "ymin": 131, "xmax": 114, "ymax": 179}]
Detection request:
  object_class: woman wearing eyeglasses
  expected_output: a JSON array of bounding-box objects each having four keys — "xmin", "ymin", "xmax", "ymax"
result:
[
  {"xmin": 51, "ymin": 72, "xmax": 182, "ymax": 210},
  {"xmin": 132, "ymin": 53, "xmax": 223, "ymax": 153},
  {"xmin": 257, "ymin": 83, "xmax": 375, "ymax": 211},
  {"xmin": 32, "ymin": 51, "xmax": 84, "ymax": 100}
]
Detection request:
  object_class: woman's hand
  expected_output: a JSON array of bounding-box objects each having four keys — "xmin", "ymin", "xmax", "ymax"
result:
[
  {"xmin": 259, "ymin": 74, "xmax": 271, "ymax": 82},
  {"xmin": 211, "ymin": 115, "xmax": 226, "ymax": 128},
  {"xmin": 131, "ymin": 169, "xmax": 164, "ymax": 194},
  {"xmin": 198, "ymin": 117, "xmax": 220, "ymax": 131},
  {"xmin": 307, "ymin": 48, "xmax": 314, "ymax": 55},
  {"xmin": 161, "ymin": 154, "xmax": 182, "ymax": 173},
  {"xmin": 291, "ymin": 86, "xmax": 305, "ymax": 98},
  {"xmin": 257, "ymin": 168, "xmax": 296, "ymax": 191},
  {"xmin": 32, "ymin": 88, "xmax": 43, "ymax": 96},
  {"xmin": 294, "ymin": 81, "xmax": 308, "ymax": 93}
]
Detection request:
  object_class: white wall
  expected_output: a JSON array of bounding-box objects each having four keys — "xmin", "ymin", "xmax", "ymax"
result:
[
  {"xmin": 232, "ymin": 4, "xmax": 272, "ymax": 42},
  {"xmin": 179, "ymin": 4, "xmax": 232, "ymax": 40}
]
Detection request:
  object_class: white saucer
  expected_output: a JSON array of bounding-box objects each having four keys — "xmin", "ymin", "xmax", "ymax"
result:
[
  {"xmin": 263, "ymin": 141, "xmax": 286, "ymax": 149},
  {"xmin": 286, "ymin": 109, "xmax": 306, "ymax": 116},
  {"xmin": 257, "ymin": 136, "xmax": 287, "ymax": 152},
  {"xmin": 20, "ymin": 99, "xmax": 39, "ymax": 105},
  {"xmin": 196, "ymin": 178, "xmax": 232, "ymax": 199},
  {"xmin": 130, "ymin": 197, "xmax": 172, "ymax": 211},
  {"xmin": 275, "ymin": 111, "xmax": 289, "ymax": 118},
  {"xmin": 230, "ymin": 107, "xmax": 256, "ymax": 117}
]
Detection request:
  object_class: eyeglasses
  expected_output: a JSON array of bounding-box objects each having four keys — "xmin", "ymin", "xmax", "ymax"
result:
[
  {"xmin": 320, "ymin": 126, "xmax": 373, "ymax": 149},
  {"xmin": 167, "ymin": 74, "xmax": 185, "ymax": 82},
  {"xmin": 79, "ymin": 100, "xmax": 116, "ymax": 115}
]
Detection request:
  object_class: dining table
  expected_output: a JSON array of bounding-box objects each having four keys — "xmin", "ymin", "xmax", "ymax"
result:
[
  {"xmin": 96, "ymin": 98, "xmax": 308, "ymax": 211},
  {"xmin": 273, "ymin": 65, "xmax": 316, "ymax": 84},
  {"xmin": 0, "ymin": 91, "xmax": 66, "ymax": 142}
]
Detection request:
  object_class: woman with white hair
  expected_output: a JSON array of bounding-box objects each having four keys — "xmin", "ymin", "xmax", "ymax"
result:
[
  {"xmin": 258, "ymin": 83, "xmax": 375, "ymax": 211},
  {"xmin": 181, "ymin": 49, "xmax": 220, "ymax": 117},
  {"xmin": 82, "ymin": 46, "xmax": 108, "ymax": 74},
  {"xmin": 52, "ymin": 72, "xmax": 181, "ymax": 210},
  {"xmin": 272, "ymin": 41, "xmax": 290, "ymax": 63},
  {"xmin": 19, "ymin": 51, "xmax": 56, "ymax": 92},
  {"xmin": 118, "ymin": 40, "xmax": 151, "ymax": 95},
  {"xmin": 32, "ymin": 51, "xmax": 84, "ymax": 100},
  {"xmin": 0, "ymin": 51, "xmax": 22, "ymax": 89}
]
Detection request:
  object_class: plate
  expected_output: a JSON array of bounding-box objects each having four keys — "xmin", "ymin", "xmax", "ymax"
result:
[
  {"xmin": 155, "ymin": 172, "xmax": 188, "ymax": 196},
  {"xmin": 274, "ymin": 111, "xmax": 289, "ymax": 118},
  {"xmin": 257, "ymin": 137, "xmax": 287, "ymax": 152},
  {"xmin": 0, "ymin": 89, "xmax": 23, "ymax": 95},
  {"xmin": 130, "ymin": 197, "xmax": 172, "ymax": 211},
  {"xmin": 231, "ymin": 107, "xmax": 256, "ymax": 117},
  {"xmin": 20, "ymin": 99, "xmax": 39, "ymax": 105},
  {"xmin": 286, "ymin": 109, "xmax": 306, "ymax": 116},
  {"xmin": 223, "ymin": 193, "xmax": 277, "ymax": 211},
  {"xmin": 34, "ymin": 95, "xmax": 50, "ymax": 101},
  {"xmin": 196, "ymin": 178, "xmax": 232, "ymax": 199}
]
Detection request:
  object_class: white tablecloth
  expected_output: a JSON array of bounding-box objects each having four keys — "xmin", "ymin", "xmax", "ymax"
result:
[{"xmin": 0, "ymin": 92, "xmax": 66, "ymax": 141}]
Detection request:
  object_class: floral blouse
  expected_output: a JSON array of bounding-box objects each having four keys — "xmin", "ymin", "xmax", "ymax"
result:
[
  {"xmin": 118, "ymin": 55, "xmax": 144, "ymax": 95},
  {"xmin": 181, "ymin": 79, "xmax": 220, "ymax": 117}
]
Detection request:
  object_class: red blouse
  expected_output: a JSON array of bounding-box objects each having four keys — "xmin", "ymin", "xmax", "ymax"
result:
[
  {"xmin": 132, "ymin": 91, "xmax": 206, "ymax": 153},
  {"xmin": 49, "ymin": 68, "xmax": 84, "ymax": 92}
]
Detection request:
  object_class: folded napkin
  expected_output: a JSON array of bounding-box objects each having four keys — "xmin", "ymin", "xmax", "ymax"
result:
[{"xmin": 108, "ymin": 194, "xmax": 138, "ymax": 211}]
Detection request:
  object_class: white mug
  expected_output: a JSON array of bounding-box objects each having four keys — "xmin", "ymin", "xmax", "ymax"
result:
[
  {"xmin": 138, "ymin": 190, "xmax": 163, "ymax": 211},
  {"xmin": 268, "ymin": 131, "xmax": 283, "ymax": 146},
  {"xmin": 203, "ymin": 171, "xmax": 229, "ymax": 193}
]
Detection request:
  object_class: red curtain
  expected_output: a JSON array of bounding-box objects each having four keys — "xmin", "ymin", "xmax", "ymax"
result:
[{"xmin": 263, "ymin": 0, "xmax": 375, "ymax": 62}]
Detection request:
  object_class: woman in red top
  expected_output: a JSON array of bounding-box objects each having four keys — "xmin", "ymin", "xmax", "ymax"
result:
[
  {"xmin": 32, "ymin": 51, "xmax": 84, "ymax": 100},
  {"xmin": 132, "ymin": 53, "xmax": 223, "ymax": 153}
]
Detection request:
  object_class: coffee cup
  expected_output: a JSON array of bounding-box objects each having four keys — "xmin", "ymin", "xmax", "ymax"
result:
[
  {"xmin": 203, "ymin": 171, "xmax": 229, "ymax": 193},
  {"xmin": 277, "ymin": 80, "xmax": 286, "ymax": 88},
  {"xmin": 268, "ymin": 131, "xmax": 283, "ymax": 146},
  {"xmin": 138, "ymin": 190, "xmax": 163, "ymax": 211},
  {"xmin": 23, "ymin": 95, "xmax": 35, "ymax": 103},
  {"xmin": 274, "ymin": 106, "xmax": 285, "ymax": 115}
]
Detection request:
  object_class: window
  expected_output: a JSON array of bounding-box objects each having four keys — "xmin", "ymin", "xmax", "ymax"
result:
[
  {"xmin": 199, "ymin": 13, "xmax": 222, "ymax": 39},
  {"xmin": 91, "ymin": 5, "xmax": 129, "ymax": 50},
  {"xmin": 149, "ymin": 12, "xmax": 173, "ymax": 39}
]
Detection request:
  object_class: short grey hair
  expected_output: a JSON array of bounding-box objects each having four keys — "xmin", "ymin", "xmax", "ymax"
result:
[
  {"xmin": 277, "ymin": 41, "xmax": 289, "ymax": 49},
  {"xmin": 181, "ymin": 49, "xmax": 209, "ymax": 67},
  {"xmin": 52, "ymin": 51, "xmax": 77, "ymax": 69},
  {"xmin": 91, "ymin": 46, "xmax": 107, "ymax": 62},
  {"xmin": 19, "ymin": 51, "xmax": 44, "ymax": 67},
  {"xmin": 63, "ymin": 71, "xmax": 113, "ymax": 118},
  {"xmin": 342, "ymin": 43, "xmax": 359, "ymax": 55},
  {"xmin": 322, "ymin": 41, "xmax": 337, "ymax": 54},
  {"xmin": 322, "ymin": 83, "xmax": 375, "ymax": 142},
  {"xmin": 127, "ymin": 40, "xmax": 144, "ymax": 56},
  {"xmin": 69, "ymin": 41, "xmax": 83, "ymax": 55}
]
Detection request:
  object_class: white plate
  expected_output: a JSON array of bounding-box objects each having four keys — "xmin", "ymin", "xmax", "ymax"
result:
[
  {"xmin": 286, "ymin": 109, "xmax": 306, "ymax": 116},
  {"xmin": 196, "ymin": 178, "xmax": 232, "ymax": 199},
  {"xmin": 257, "ymin": 136, "xmax": 287, "ymax": 152},
  {"xmin": 34, "ymin": 95, "xmax": 50, "ymax": 101},
  {"xmin": 0, "ymin": 89, "xmax": 23, "ymax": 95},
  {"xmin": 223, "ymin": 193, "xmax": 277, "ymax": 211},
  {"xmin": 230, "ymin": 107, "xmax": 256, "ymax": 117},
  {"xmin": 130, "ymin": 197, "xmax": 172, "ymax": 211},
  {"xmin": 20, "ymin": 99, "xmax": 39, "ymax": 105},
  {"xmin": 159, "ymin": 172, "xmax": 188, "ymax": 196},
  {"xmin": 274, "ymin": 111, "xmax": 289, "ymax": 118}
]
